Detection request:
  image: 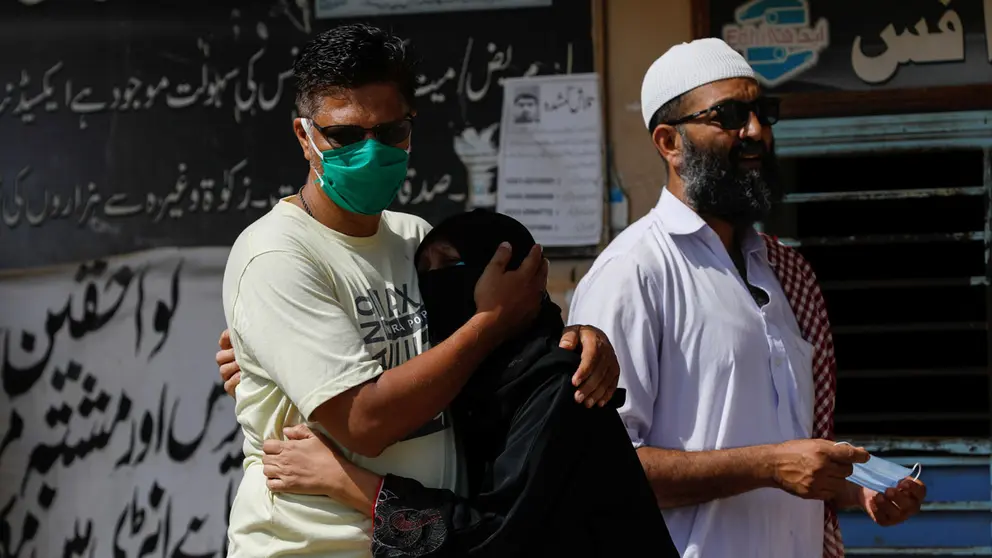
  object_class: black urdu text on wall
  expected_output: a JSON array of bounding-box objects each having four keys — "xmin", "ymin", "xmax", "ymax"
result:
[{"xmin": 0, "ymin": 0, "xmax": 592, "ymax": 270}]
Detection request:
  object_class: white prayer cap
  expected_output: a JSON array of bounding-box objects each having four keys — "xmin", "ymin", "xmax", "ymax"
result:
[{"xmin": 640, "ymin": 38, "xmax": 756, "ymax": 129}]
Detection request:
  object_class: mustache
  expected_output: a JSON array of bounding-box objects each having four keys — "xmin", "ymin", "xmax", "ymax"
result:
[{"xmin": 729, "ymin": 140, "xmax": 769, "ymax": 163}]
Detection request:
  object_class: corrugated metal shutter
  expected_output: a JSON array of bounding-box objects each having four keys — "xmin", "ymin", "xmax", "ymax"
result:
[{"xmin": 767, "ymin": 111, "xmax": 992, "ymax": 556}]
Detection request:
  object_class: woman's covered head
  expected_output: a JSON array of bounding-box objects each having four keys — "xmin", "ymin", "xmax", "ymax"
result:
[
  {"xmin": 416, "ymin": 210, "xmax": 537, "ymax": 345},
  {"xmin": 416, "ymin": 209, "xmax": 536, "ymax": 273}
]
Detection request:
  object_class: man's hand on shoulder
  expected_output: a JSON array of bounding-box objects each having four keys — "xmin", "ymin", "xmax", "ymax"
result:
[
  {"xmin": 474, "ymin": 242, "xmax": 548, "ymax": 343},
  {"xmin": 216, "ymin": 328, "xmax": 241, "ymax": 397},
  {"xmin": 559, "ymin": 324, "xmax": 620, "ymax": 408}
]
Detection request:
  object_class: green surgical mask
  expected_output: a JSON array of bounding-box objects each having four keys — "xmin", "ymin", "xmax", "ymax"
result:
[{"xmin": 304, "ymin": 119, "xmax": 410, "ymax": 215}]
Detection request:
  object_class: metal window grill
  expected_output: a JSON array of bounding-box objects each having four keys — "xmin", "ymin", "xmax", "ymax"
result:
[
  {"xmin": 769, "ymin": 150, "xmax": 989, "ymax": 438},
  {"xmin": 767, "ymin": 111, "xmax": 992, "ymax": 556}
]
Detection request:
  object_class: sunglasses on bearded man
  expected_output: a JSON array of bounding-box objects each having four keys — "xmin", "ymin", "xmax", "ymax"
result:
[{"xmin": 665, "ymin": 97, "xmax": 780, "ymax": 130}]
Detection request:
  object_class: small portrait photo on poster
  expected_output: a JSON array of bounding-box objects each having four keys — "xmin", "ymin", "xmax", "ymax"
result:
[{"xmin": 511, "ymin": 85, "xmax": 541, "ymax": 125}]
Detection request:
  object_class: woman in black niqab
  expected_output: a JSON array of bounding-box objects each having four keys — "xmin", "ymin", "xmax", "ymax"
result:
[{"xmin": 367, "ymin": 210, "xmax": 679, "ymax": 558}]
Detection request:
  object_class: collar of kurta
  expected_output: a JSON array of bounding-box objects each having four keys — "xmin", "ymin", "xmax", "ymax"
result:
[{"xmin": 654, "ymin": 187, "xmax": 769, "ymax": 262}]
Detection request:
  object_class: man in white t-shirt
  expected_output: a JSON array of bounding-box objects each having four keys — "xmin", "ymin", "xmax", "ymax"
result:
[{"xmin": 217, "ymin": 24, "xmax": 621, "ymax": 558}]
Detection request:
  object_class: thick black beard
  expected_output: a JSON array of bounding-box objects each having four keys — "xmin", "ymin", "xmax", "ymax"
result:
[{"xmin": 678, "ymin": 130, "xmax": 783, "ymax": 228}]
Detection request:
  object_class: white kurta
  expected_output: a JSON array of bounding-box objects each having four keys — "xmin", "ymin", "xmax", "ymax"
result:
[{"xmin": 568, "ymin": 188, "xmax": 823, "ymax": 558}]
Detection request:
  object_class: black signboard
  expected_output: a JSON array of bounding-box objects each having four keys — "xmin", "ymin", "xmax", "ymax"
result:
[
  {"xmin": 696, "ymin": 0, "xmax": 992, "ymax": 117},
  {"xmin": 0, "ymin": 0, "xmax": 593, "ymax": 270}
]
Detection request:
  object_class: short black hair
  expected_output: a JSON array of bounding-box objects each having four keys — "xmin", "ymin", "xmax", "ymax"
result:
[
  {"xmin": 293, "ymin": 23, "xmax": 417, "ymax": 118},
  {"xmin": 514, "ymin": 92, "xmax": 538, "ymax": 103},
  {"xmin": 648, "ymin": 92, "xmax": 687, "ymax": 134}
]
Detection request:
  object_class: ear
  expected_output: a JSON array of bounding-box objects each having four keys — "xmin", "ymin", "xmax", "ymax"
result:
[
  {"xmin": 652, "ymin": 124, "xmax": 683, "ymax": 169},
  {"xmin": 292, "ymin": 118, "xmax": 314, "ymax": 162}
]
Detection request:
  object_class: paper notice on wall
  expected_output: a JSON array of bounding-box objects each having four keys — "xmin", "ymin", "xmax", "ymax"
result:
[{"xmin": 497, "ymin": 73, "xmax": 604, "ymax": 247}]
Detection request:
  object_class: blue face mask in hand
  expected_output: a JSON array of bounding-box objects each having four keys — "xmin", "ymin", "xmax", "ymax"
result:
[{"xmin": 836, "ymin": 442, "xmax": 922, "ymax": 494}]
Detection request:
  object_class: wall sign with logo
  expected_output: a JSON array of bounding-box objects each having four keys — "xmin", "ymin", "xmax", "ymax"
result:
[{"xmin": 694, "ymin": 0, "xmax": 992, "ymax": 117}]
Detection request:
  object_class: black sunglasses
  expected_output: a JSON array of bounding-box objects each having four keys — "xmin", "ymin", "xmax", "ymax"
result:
[
  {"xmin": 666, "ymin": 97, "xmax": 780, "ymax": 130},
  {"xmin": 315, "ymin": 115, "xmax": 414, "ymax": 147}
]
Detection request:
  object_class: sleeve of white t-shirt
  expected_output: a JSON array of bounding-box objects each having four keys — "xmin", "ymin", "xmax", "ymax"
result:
[
  {"xmin": 567, "ymin": 256, "xmax": 662, "ymax": 448},
  {"xmin": 231, "ymin": 249, "xmax": 383, "ymax": 419}
]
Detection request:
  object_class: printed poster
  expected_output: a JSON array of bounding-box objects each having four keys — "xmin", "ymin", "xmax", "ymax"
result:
[{"xmin": 497, "ymin": 73, "xmax": 604, "ymax": 247}]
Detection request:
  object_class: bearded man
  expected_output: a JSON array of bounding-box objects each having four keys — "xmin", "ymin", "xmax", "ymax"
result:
[{"xmin": 567, "ymin": 38, "xmax": 926, "ymax": 558}]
